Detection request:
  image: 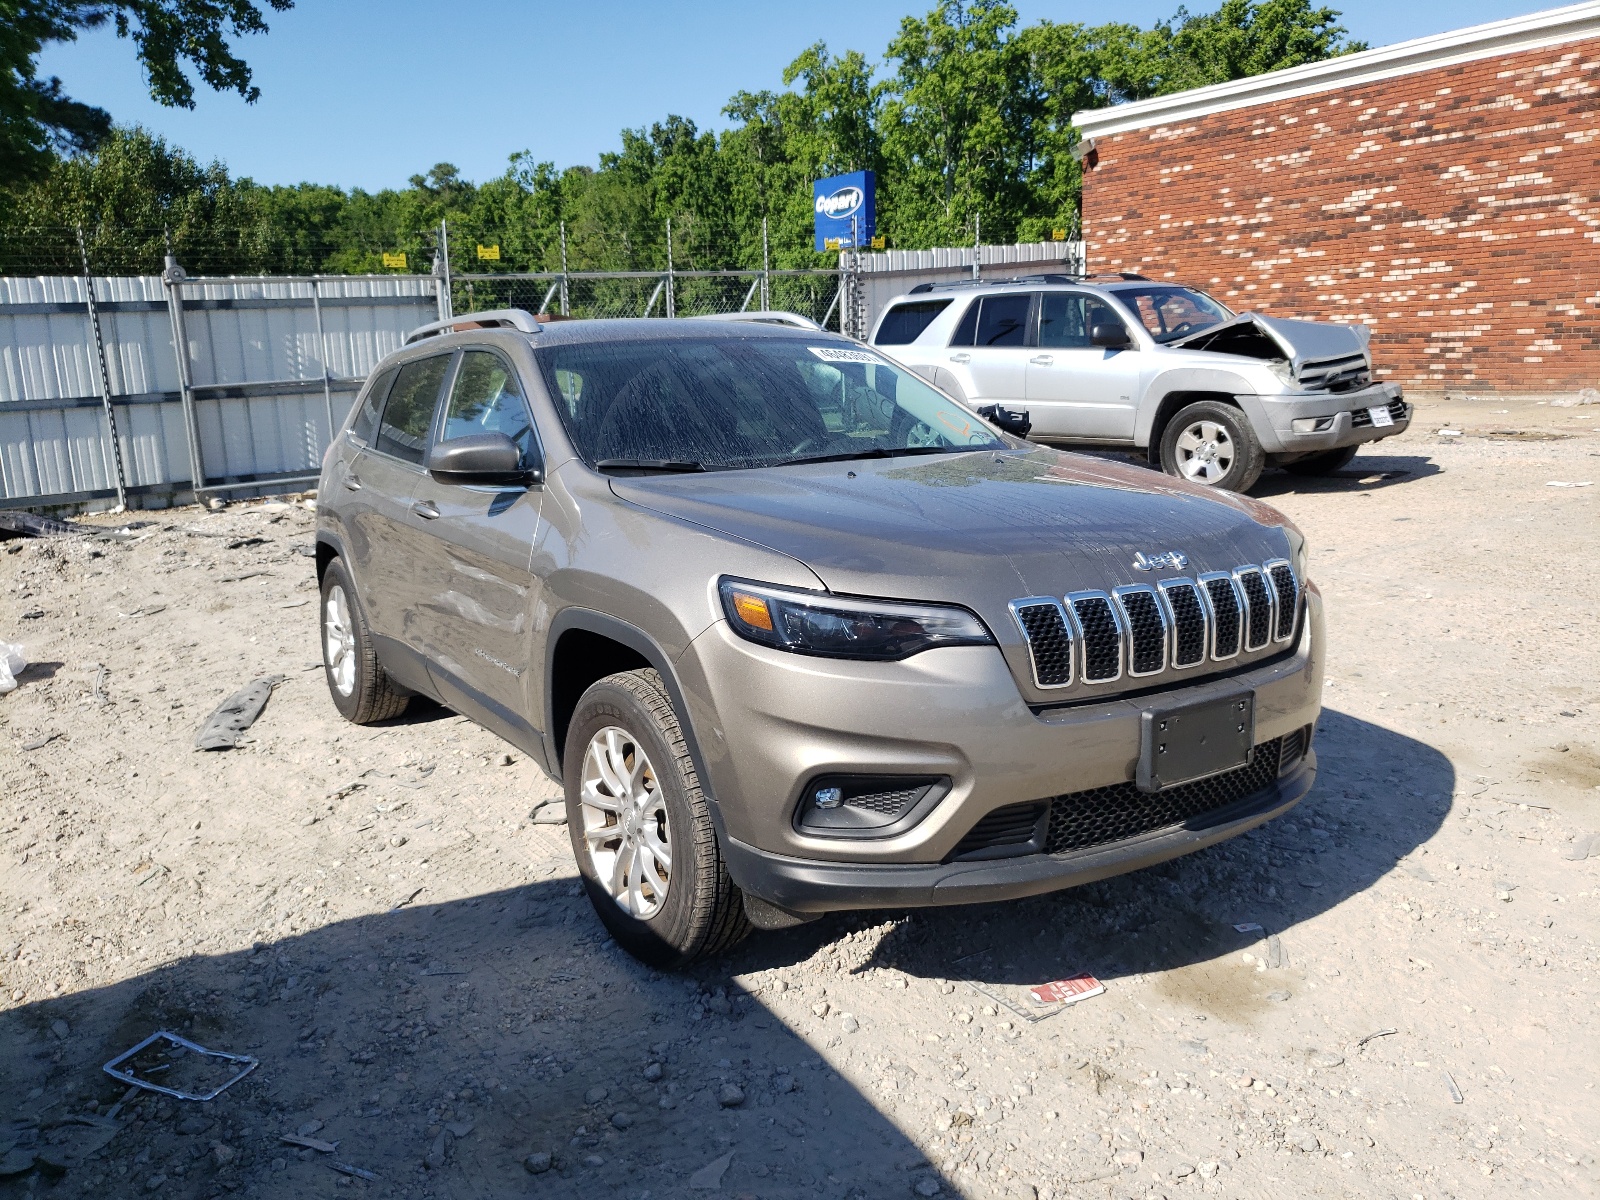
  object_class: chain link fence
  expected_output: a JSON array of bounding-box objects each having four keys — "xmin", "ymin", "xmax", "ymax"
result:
[{"xmin": 449, "ymin": 270, "xmax": 842, "ymax": 329}]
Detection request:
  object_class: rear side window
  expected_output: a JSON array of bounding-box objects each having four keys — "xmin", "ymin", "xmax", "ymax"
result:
[
  {"xmin": 348, "ymin": 366, "xmax": 398, "ymax": 444},
  {"xmin": 873, "ymin": 299, "xmax": 952, "ymax": 345},
  {"xmin": 949, "ymin": 295, "xmax": 1031, "ymax": 347},
  {"xmin": 376, "ymin": 355, "xmax": 451, "ymax": 465}
]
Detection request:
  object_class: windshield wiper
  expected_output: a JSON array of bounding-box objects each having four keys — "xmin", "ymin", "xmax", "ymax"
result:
[
  {"xmin": 594, "ymin": 458, "xmax": 707, "ymax": 474},
  {"xmin": 775, "ymin": 445, "xmax": 971, "ymax": 467}
]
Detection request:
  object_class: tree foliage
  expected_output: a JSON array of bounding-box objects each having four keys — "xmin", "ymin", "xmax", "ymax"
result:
[
  {"xmin": 0, "ymin": 0, "xmax": 1361, "ymax": 274},
  {"xmin": 1, "ymin": 0, "xmax": 292, "ymax": 185}
]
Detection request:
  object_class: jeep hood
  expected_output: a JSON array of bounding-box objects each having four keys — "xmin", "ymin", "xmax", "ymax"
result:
[
  {"xmin": 609, "ymin": 447, "xmax": 1293, "ymax": 610},
  {"xmin": 1172, "ymin": 311, "xmax": 1369, "ymax": 375}
]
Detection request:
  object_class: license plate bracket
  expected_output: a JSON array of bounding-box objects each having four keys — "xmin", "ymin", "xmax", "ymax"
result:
[
  {"xmin": 1137, "ymin": 693, "xmax": 1255, "ymax": 793},
  {"xmin": 1368, "ymin": 403, "xmax": 1395, "ymax": 428}
]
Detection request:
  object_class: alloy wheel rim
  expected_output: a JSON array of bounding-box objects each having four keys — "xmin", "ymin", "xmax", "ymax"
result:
[
  {"xmin": 1174, "ymin": 420, "xmax": 1235, "ymax": 484},
  {"xmin": 324, "ymin": 585, "xmax": 358, "ymax": 697},
  {"xmin": 579, "ymin": 726, "xmax": 671, "ymax": 919}
]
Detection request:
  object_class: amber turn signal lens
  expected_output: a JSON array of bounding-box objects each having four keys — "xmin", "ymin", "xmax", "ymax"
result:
[{"xmin": 730, "ymin": 591, "xmax": 774, "ymax": 631}]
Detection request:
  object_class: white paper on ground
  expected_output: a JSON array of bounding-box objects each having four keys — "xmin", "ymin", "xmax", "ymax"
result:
[{"xmin": 0, "ymin": 642, "xmax": 26, "ymax": 694}]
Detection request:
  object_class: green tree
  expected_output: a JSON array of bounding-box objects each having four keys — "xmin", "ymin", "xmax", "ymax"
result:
[{"xmin": 1, "ymin": 0, "xmax": 293, "ymax": 186}]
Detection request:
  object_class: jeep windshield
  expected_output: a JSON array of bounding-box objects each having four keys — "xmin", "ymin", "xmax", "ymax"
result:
[
  {"xmin": 534, "ymin": 335, "xmax": 1003, "ymax": 472},
  {"xmin": 1112, "ymin": 286, "xmax": 1234, "ymax": 344}
]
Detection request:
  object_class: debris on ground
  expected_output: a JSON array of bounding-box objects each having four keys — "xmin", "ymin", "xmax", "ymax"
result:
[
  {"xmin": 0, "ymin": 642, "xmax": 24, "ymax": 694},
  {"xmin": 194, "ymin": 675, "xmax": 285, "ymax": 749},
  {"xmin": 329, "ymin": 1161, "xmax": 379, "ymax": 1181},
  {"xmin": 102, "ymin": 1031, "xmax": 259, "ymax": 1100},
  {"xmin": 688, "ymin": 1151, "xmax": 734, "ymax": 1189}
]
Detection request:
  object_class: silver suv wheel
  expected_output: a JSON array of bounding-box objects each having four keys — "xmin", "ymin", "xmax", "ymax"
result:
[
  {"xmin": 1173, "ymin": 418, "xmax": 1235, "ymax": 484},
  {"xmin": 579, "ymin": 725, "xmax": 672, "ymax": 918},
  {"xmin": 1158, "ymin": 400, "xmax": 1265, "ymax": 492}
]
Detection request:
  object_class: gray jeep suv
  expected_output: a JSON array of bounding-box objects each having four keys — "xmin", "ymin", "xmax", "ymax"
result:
[{"xmin": 316, "ymin": 310, "xmax": 1324, "ymax": 966}]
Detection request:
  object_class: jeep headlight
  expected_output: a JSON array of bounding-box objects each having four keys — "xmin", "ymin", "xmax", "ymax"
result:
[{"xmin": 719, "ymin": 578, "xmax": 994, "ymax": 661}]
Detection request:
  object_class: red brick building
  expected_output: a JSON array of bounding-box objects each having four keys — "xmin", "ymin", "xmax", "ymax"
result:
[{"xmin": 1072, "ymin": 3, "xmax": 1600, "ymax": 392}]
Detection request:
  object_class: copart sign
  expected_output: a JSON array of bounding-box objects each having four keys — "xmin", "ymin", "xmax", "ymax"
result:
[{"xmin": 813, "ymin": 170, "xmax": 876, "ymax": 252}]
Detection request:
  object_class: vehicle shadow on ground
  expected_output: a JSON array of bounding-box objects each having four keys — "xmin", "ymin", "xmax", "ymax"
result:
[
  {"xmin": 739, "ymin": 709, "xmax": 1451, "ymax": 1005},
  {"xmin": 1252, "ymin": 454, "xmax": 1441, "ymax": 497},
  {"xmin": 0, "ymin": 879, "xmax": 945, "ymax": 1199}
]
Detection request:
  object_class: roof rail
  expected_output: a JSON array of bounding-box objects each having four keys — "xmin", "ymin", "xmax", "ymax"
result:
[
  {"xmin": 404, "ymin": 308, "xmax": 542, "ymax": 344},
  {"xmin": 905, "ymin": 270, "xmax": 1153, "ymax": 295}
]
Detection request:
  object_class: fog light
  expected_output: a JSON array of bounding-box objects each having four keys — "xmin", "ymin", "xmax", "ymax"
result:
[
  {"xmin": 795, "ymin": 775, "xmax": 950, "ymax": 837},
  {"xmin": 814, "ymin": 786, "xmax": 844, "ymax": 809},
  {"xmin": 1291, "ymin": 416, "xmax": 1335, "ymax": 433}
]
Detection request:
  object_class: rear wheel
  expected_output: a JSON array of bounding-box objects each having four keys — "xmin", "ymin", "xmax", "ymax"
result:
[
  {"xmin": 320, "ymin": 558, "xmax": 410, "ymax": 724},
  {"xmin": 1282, "ymin": 445, "xmax": 1359, "ymax": 476},
  {"xmin": 564, "ymin": 669, "xmax": 750, "ymax": 967},
  {"xmin": 1159, "ymin": 401, "xmax": 1265, "ymax": 492}
]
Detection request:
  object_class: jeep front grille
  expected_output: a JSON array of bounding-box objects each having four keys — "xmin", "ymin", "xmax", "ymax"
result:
[{"xmin": 1011, "ymin": 562, "xmax": 1299, "ymax": 692}]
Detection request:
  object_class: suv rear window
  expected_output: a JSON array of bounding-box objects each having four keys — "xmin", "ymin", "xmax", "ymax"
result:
[
  {"xmin": 948, "ymin": 294, "xmax": 1031, "ymax": 347},
  {"xmin": 873, "ymin": 299, "xmax": 952, "ymax": 345}
]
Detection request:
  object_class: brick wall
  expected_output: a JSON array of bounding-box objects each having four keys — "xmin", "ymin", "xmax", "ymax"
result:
[{"xmin": 1081, "ymin": 40, "xmax": 1600, "ymax": 391}]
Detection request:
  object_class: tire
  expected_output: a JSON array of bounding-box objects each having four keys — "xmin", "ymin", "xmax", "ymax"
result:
[
  {"xmin": 564, "ymin": 669, "xmax": 751, "ymax": 968},
  {"xmin": 1159, "ymin": 400, "xmax": 1266, "ymax": 492},
  {"xmin": 1282, "ymin": 445, "xmax": 1359, "ymax": 476},
  {"xmin": 319, "ymin": 558, "xmax": 410, "ymax": 725}
]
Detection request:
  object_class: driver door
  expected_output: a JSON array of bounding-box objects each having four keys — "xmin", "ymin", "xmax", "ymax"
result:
[
  {"xmin": 407, "ymin": 349, "xmax": 546, "ymax": 744},
  {"xmin": 1025, "ymin": 292, "xmax": 1145, "ymax": 442}
]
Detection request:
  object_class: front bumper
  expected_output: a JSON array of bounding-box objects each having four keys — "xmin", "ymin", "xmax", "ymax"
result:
[
  {"xmin": 1237, "ymin": 384, "xmax": 1410, "ymax": 454},
  {"xmin": 725, "ymin": 751, "xmax": 1313, "ymax": 912}
]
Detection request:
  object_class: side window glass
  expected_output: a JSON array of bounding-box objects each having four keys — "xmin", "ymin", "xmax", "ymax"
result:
[
  {"xmin": 873, "ymin": 299, "xmax": 952, "ymax": 345},
  {"xmin": 974, "ymin": 294, "xmax": 1030, "ymax": 347},
  {"xmin": 1087, "ymin": 300, "xmax": 1128, "ymax": 340},
  {"xmin": 1038, "ymin": 294, "xmax": 1091, "ymax": 349},
  {"xmin": 348, "ymin": 366, "xmax": 397, "ymax": 443},
  {"xmin": 949, "ymin": 300, "xmax": 979, "ymax": 347},
  {"xmin": 376, "ymin": 355, "xmax": 450, "ymax": 465},
  {"xmin": 441, "ymin": 351, "xmax": 538, "ymax": 468}
]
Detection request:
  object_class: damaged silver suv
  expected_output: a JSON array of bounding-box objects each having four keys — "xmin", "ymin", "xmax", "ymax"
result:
[{"xmin": 316, "ymin": 310, "xmax": 1324, "ymax": 966}]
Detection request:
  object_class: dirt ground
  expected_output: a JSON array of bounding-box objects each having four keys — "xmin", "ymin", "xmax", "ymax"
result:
[{"xmin": 2, "ymin": 392, "xmax": 1598, "ymax": 1200}]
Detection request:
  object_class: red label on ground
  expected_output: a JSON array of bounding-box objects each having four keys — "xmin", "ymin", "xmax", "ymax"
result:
[{"xmin": 1028, "ymin": 974, "xmax": 1105, "ymax": 1006}]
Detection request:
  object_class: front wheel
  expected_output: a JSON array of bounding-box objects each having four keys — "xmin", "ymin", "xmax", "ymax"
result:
[
  {"xmin": 1159, "ymin": 401, "xmax": 1265, "ymax": 492},
  {"xmin": 564, "ymin": 669, "xmax": 750, "ymax": 967}
]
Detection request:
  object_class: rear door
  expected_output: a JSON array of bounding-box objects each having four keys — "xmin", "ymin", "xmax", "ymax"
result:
[
  {"xmin": 407, "ymin": 348, "xmax": 546, "ymax": 744},
  {"xmin": 1025, "ymin": 292, "xmax": 1144, "ymax": 441},
  {"xmin": 351, "ymin": 352, "xmax": 453, "ymax": 660},
  {"xmin": 945, "ymin": 293, "xmax": 1034, "ymax": 404}
]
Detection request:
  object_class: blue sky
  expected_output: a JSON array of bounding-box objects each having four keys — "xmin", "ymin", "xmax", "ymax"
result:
[{"xmin": 35, "ymin": 0, "xmax": 1556, "ymax": 191}]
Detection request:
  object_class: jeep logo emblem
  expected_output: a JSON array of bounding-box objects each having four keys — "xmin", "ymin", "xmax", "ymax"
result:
[{"xmin": 1132, "ymin": 550, "xmax": 1188, "ymax": 572}]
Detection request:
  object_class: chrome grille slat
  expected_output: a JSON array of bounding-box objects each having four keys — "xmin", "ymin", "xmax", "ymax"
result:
[
  {"xmin": 1009, "ymin": 598, "xmax": 1075, "ymax": 689},
  {"xmin": 1067, "ymin": 591, "xmax": 1123, "ymax": 684},
  {"xmin": 1199, "ymin": 572, "xmax": 1242, "ymax": 660},
  {"xmin": 1234, "ymin": 566, "xmax": 1274, "ymax": 652},
  {"xmin": 1158, "ymin": 578, "xmax": 1208, "ymax": 668},
  {"xmin": 1264, "ymin": 559, "xmax": 1299, "ymax": 642},
  {"xmin": 1113, "ymin": 585, "xmax": 1168, "ymax": 677}
]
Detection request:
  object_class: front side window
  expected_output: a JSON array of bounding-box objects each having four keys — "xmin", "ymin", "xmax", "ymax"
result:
[
  {"xmin": 440, "ymin": 350, "xmax": 538, "ymax": 468},
  {"xmin": 534, "ymin": 337, "xmax": 1003, "ymax": 472},
  {"xmin": 1038, "ymin": 293, "xmax": 1131, "ymax": 348},
  {"xmin": 873, "ymin": 299, "xmax": 952, "ymax": 345},
  {"xmin": 376, "ymin": 354, "xmax": 450, "ymax": 465},
  {"xmin": 1114, "ymin": 286, "xmax": 1233, "ymax": 343}
]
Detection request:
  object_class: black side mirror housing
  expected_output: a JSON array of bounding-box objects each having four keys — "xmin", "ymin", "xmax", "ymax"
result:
[
  {"xmin": 976, "ymin": 403, "xmax": 1032, "ymax": 439},
  {"xmin": 427, "ymin": 433, "xmax": 541, "ymax": 486},
  {"xmin": 1091, "ymin": 322, "xmax": 1132, "ymax": 349}
]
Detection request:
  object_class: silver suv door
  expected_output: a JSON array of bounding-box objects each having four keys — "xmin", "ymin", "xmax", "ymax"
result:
[
  {"xmin": 343, "ymin": 353, "xmax": 452, "ymax": 646},
  {"xmin": 1024, "ymin": 292, "xmax": 1144, "ymax": 441},
  {"xmin": 944, "ymin": 292, "xmax": 1034, "ymax": 404},
  {"xmin": 407, "ymin": 349, "xmax": 545, "ymax": 739}
]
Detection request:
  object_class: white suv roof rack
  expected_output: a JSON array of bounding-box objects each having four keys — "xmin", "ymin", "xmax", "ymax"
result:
[{"xmin": 405, "ymin": 308, "xmax": 542, "ymax": 344}]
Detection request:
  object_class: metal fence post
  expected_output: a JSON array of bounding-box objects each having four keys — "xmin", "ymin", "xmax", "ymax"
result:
[
  {"xmin": 559, "ymin": 221, "xmax": 570, "ymax": 316},
  {"xmin": 162, "ymin": 254, "xmax": 205, "ymax": 498},
  {"xmin": 665, "ymin": 218, "xmax": 675, "ymax": 319},
  {"xmin": 972, "ymin": 213, "xmax": 981, "ymax": 281},
  {"xmin": 761, "ymin": 216, "xmax": 770, "ymax": 311},
  {"xmin": 434, "ymin": 220, "xmax": 454, "ymax": 321},
  {"xmin": 310, "ymin": 276, "xmax": 337, "ymax": 447},
  {"xmin": 76, "ymin": 226, "xmax": 128, "ymax": 511}
]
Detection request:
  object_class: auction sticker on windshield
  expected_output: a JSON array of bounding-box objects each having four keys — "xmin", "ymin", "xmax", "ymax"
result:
[{"xmin": 807, "ymin": 346, "xmax": 885, "ymax": 365}]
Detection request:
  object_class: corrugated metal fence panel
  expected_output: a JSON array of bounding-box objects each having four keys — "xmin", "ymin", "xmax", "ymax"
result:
[
  {"xmin": 0, "ymin": 275, "xmax": 436, "ymax": 504},
  {"xmin": 842, "ymin": 242, "xmax": 1087, "ymax": 334}
]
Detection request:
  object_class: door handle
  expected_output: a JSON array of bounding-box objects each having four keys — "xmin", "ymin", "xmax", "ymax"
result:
[
  {"xmin": 1030, "ymin": 355, "xmax": 1054, "ymax": 365},
  {"xmin": 410, "ymin": 500, "xmax": 439, "ymax": 521},
  {"xmin": 949, "ymin": 353, "xmax": 971, "ymax": 363},
  {"xmin": 343, "ymin": 473, "xmax": 362, "ymax": 491}
]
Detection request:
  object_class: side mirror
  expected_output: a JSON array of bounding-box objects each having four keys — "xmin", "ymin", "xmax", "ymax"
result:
[
  {"xmin": 427, "ymin": 433, "xmax": 540, "ymax": 486},
  {"xmin": 976, "ymin": 403, "xmax": 1032, "ymax": 438},
  {"xmin": 1091, "ymin": 323, "xmax": 1133, "ymax": 349}
]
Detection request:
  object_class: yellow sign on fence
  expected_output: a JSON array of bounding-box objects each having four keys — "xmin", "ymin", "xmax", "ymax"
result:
[
  {"xmin": 381, "ymin": 252, "xmax": 408, "ymax": 269},
  {"xmin": 1051, "ymin": 228, "xmax": 1068, "ymax": 242},
  {"xmin": 476, "ymin": 244, "xmax": 501, "ymax": 261},
  {"xmin": 870, "ymin": 235, "xmax": 885, "ymax": 250}
]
